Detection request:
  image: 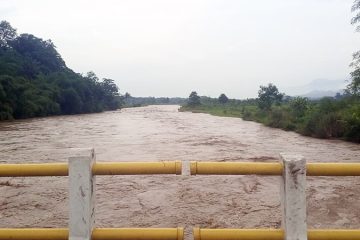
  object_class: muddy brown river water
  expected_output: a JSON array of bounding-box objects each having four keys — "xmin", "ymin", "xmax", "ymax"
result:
[{"xmin": 0, "ymin": 105, "xmax": 359, "ymax": 238}]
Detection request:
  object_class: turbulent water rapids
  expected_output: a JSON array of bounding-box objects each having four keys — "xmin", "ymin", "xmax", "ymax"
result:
[{"xmin": 0, "ymin": 105, "xmax": 359, "ymax": 239}]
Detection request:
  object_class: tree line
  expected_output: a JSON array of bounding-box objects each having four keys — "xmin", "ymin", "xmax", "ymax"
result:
[
  {"xmin": 181, "ymin": 83, "xmax": 359, "ymax": 142},
  {"xmin": 0, "ymin": 21, "xmax": 122, "ymax": 120}
]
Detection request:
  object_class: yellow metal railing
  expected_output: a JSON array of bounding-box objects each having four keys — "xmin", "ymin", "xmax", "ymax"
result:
[
  {"xmin": 0, "ymin": 228, "xmax": 184, "ymax": 240},
  {"xmin": 0, "ymin": 161, "xmax": 182, "ymax": 177},
  {"xmin": 190, "ymin": 162, "xmax": 360, "ymax": 176},
  {"xmin": 2, "ymin": 157, "xmax": 360, "ymax": 240},
  {"xmin": 193, "ymin": 228, "xmax": 360, "ymax": 240}
]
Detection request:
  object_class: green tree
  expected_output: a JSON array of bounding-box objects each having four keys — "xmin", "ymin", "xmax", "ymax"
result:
[
  {"xmin": 101, "ymin": 78, "xmax": 121, "ymax": 110},
  {"xmin": 289, "ymin": 97, "xmax": 309, "ymax": 118},
  {"xmin": 351, "ymin": 0, "xmax": 360, "ymax": 31},
  {"xmin": 347, "ymin": 68, "xmax": 360, "ymax": 96},
  {"xmin": 218, "ymin": 93, "xmax": 229, "ymax": 104},
  {"xmin": 188, "ymin": 91, "xmax": 201, "ymax": 106},
  {"xmin": 0, "ymin": 21, "xmax": 17, "ymax": 48},
  {"xmin": 349, "ymin": 1, "xmax": 360, "ymax": 96},
  {"xmin": 257, "ymin": 83, "xmax": 283, "ymax": 110}
]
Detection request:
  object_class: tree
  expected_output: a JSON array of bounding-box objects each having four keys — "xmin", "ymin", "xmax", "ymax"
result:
[
  {"xmin": 10, "ymin": 33, "xmax": 66, "ymax": 73},
  {"xmin": 0, "ymin": 21, "xmax": 17, "ymax": 48},
  {"xmin": 218, "ymin": 93, "xmax": 229, "ymax": 104},
  {"xmin": 257, "ymin": 83, "xmax": 283, "ymax": 110},
  {"xmin": 289, "ymin": 97, "xmax": 309, "ymax": 118},
  {"xmin": 101, "ymin": 78, "xmax": 121, "ymax": 110},
  {"xmin": 188, "ymin": 91, "xmax": 200, "ymax": 106},
  {"xmin": 352, "ymin": 0, "xmax": 360, "ymax": 31},
  {"xmin": 348, "ymin": 1, "xmax": 360, "ymax": 96},
  {"xmin": 347, "ymin": 68, "xmax": 360, "ymax": 96}
]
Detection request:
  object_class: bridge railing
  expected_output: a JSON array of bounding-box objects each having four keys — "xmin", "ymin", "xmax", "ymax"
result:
[
  {"xmin": 0, "ymin": 148, "xmax": 183, "ymax": 240},
  {"xmin": 190, "ymin": 153, "xmax": 360, "ymax": 240},
  {"xmin": 1, "ymin": 150, "xmax": 360, "ymax": 240}
]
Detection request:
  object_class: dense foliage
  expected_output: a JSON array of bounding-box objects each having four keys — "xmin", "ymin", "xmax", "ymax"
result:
[
  {"xmin": 0, "ymin": 21, "xmax": 122, "ymax": 120},
  {"xmin": 187, "ymin": 91, "xmax": 201, "ymax": 106},
  {"xmin": 349, "ymin": 0, "xmax": 360, "ymax": 95},
  {"xmin": 218, "ymin": 93, "xmax": 229, "ymax": 104},
  {"xmin": 180, "ymin": 87, "xmax": 360, "ymax": 143}
]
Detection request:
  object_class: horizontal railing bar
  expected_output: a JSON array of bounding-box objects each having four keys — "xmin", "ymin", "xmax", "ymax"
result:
[
  {"xmin": 0, "ymin": 228, "xmax": 184, "ymax": 240},
  {"xmin": 190, "ymin": 162, "xmax": 360, "ymax": 176},
  {"xmin": 93, "ymin": 162, "xmax": 182, "ymax": 175},
  {"xmin": 0, "ymin": 161, "xmax": 182, "ymax": 177},
  {"xmin": 2, "ymin": 161, "xmax": 360, "ymax": 177},
  {"xmin": 190, "ymin": 162, "xmax": 282, "ymax": 175},
  {"xmin": 0, "ymin": 163, "xmax": 68, "ymax": 177},
  {"xmin": 193, "ymin": 228, "xmax": 360, "ymax": 240},
  {"xmin": 307, "ymin": 163, "xmax": 360, "ymax": 176}
]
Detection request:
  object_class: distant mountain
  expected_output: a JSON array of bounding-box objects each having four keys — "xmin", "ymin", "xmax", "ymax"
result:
[
  {"xmin": 300, "ymin": 89, "xmax": 344, "ymax": 99},
  {"xmin": 284, "ymin": 78, "xmax": 347, "ymax": 96}
]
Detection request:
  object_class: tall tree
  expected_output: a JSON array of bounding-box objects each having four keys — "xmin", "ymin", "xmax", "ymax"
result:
[
  {"xmin": 218, "ymin": 93, "xmax": 229, "ymax": 104},
  {"xmin": 349, "ymin": 0, "xmax": 360, "ymax": 95},
  {"xmin": 188, "ymin": 91, "xmax": 201, "ymax": 106},
  {"xmin": 257, "ymin": 83, "xmax": 283, "ymax": 110},
  {"xmin": 0, "ymin": 21, "xmax": 17, "ymax": 48},
  {"xmin": 351, "ymin": 0, "xmax": 360, "ymax": 31}
]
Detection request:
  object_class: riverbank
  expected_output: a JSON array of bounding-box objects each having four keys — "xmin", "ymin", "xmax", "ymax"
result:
[{"xmin": 179, "ymin": 96, "xmax": 360, "ymax": 143}]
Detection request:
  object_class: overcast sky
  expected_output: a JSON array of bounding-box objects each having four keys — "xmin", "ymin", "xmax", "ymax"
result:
[{"xmin": 1, "ymin": 0, "xmax": 359, "ymax": 98}]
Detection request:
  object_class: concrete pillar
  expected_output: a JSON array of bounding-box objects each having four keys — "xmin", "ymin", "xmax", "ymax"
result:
[
  {"xmin": 69, "ymin": 148, "xmax": 96, "ymax": 240},
  {"xmin": 280, "ymin": 153, "xmax": 307, "ymax": 240}
]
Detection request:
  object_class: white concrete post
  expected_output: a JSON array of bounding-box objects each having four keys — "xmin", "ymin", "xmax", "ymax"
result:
[
  {"xmin": 69, "ymin": 148, "xmax": 96, "ymax": 240},
  {"xmin": 280, "ymin": 153, "xmax": 307, "ymax": 240}
]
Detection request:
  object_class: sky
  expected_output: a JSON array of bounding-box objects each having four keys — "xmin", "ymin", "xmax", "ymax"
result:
[{"xmin": 1, "ymin": 0, "xmax": 359, "ymax": 98}]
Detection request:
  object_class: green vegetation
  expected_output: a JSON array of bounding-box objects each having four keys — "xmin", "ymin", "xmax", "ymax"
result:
[
  {"xmin": 349, "ymin": 0, "xmax": 360, "ymax": 96},
  {"xmin": 180, "ymin": 87, "xmax": 360, "ymax": 142},
  {"xmin": 0, "ymin": 21, "xmax": 122, "ymax": 120},
  {"xmin": 218, "ymin": 93, "xmax": 229, "ymax": 104},
  {"xmin": 188, "ymin": 91, "xmax": 201, "ymax": 106}
]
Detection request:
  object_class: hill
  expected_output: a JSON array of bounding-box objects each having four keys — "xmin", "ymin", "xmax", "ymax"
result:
[{"xmin": 0, "ymin": 21, "xmax": 122, "ymax": 120}]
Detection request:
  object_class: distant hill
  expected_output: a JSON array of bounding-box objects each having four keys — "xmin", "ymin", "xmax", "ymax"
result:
[
  {"xmin": 300, "ymin": 89, "xmax": 344, "ymax": 99},
  {"xmin": 0, "ymin": 21, "xmax": 122, "ymax": 120},
  {"xmin": 284, "ymin": 78, "xmax": 347, "ymax": 97}
]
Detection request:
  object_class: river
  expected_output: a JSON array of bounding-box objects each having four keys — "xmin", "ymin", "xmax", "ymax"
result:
[{"xmin": 0, "ymin": 105, "xmax": 359, "ymax": 238}]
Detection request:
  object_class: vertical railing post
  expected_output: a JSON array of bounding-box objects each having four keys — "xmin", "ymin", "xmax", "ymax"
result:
[
  {"xmin": 69, "ymin": 148, "xmax": 96, "ymax": 240},
  {"xmin": 280, "ymin": 153, "xmax": 307, "ymax": 240}
]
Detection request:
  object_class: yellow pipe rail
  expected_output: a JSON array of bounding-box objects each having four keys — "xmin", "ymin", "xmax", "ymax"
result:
[
  {"xmin": 93, "ymin": 162, "xmax": 182, "ymax": 175},
  {"xmin": 193, "ymin": 228, "xmax": 360, "ymax": 240},
  {"xmin": 0, "ymin": 161, "xmax": 182, "ymax": 177},
  {"xmin": 190, "ymin": 161, "xmax": 360, "ymax": 176},
  {"xmin": 93, "ymin": 228, "xmax": 184, "ymax": 240},
  {"xmin": 0, "ymin": 228, "xmax": 184, "ymax": 240},
  {"xmin": 307, "ymin": 163, "xmax": 360, "ymax": 176},
  {"xmin": 0, "ymin": 163, "xmax": 68, "ymax": 177},
  {"xmin": 190, "ymin": 162, "xmax": 282, "ymax": 175}
]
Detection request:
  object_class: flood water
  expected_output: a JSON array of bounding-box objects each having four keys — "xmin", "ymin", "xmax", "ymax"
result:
[{"xmin": 0, "ymin": 105, "xmax": 359, "ymax": 238}]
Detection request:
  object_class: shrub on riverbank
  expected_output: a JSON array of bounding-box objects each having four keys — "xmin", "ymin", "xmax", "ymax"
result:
[{"xmin": 180, "ymin": 95, "xmax": 360, "ymax": 143}]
